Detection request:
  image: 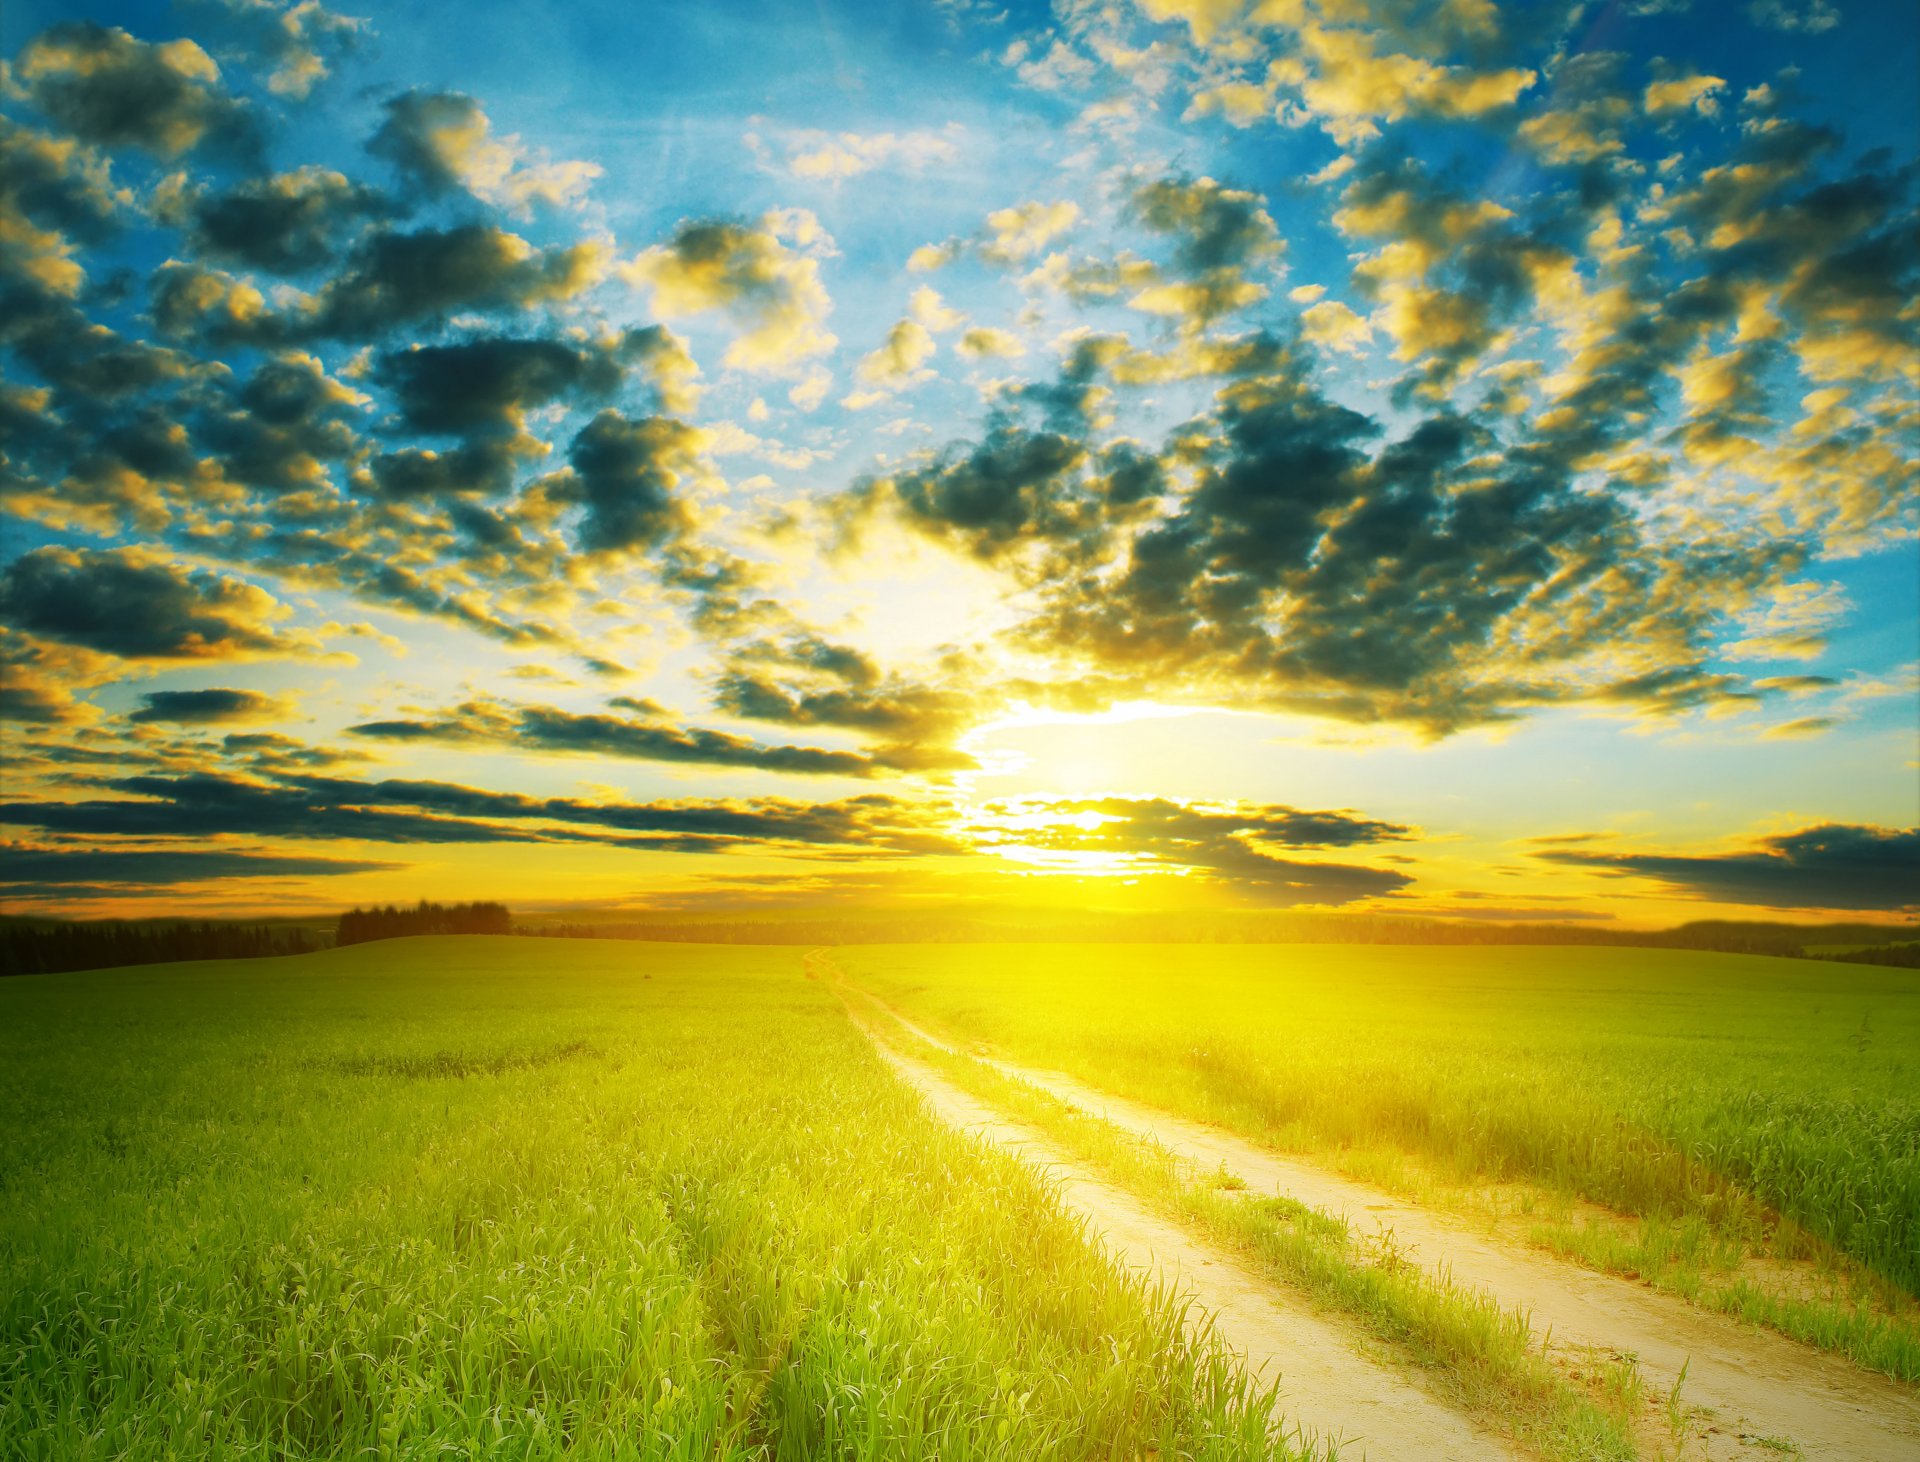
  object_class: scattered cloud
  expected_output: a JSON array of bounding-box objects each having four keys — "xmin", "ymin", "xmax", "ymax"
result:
[
  {"xmin": 622, "ymin": 212, "xmax": 835, "ymax": 372},
  {"xmin": 1538, "ymin": 825, "xmax": 1919, "ymax": 911},
  {"xmin": 128, "ymin": 687, "xmax": 295, "ymax": 724}
]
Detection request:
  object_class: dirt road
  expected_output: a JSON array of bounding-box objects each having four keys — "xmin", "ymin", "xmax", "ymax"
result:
[
  {"xmin": 866, "ymin": 1034, "xmax": 1525, "ymax": 1460},
  {"xmin": 839, "ymin": 969, "xmax": 1920, "ymax": 1462}
]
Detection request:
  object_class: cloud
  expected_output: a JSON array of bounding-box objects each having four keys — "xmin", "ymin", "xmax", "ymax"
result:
[
  {"xmin": 780, "ymin": 128, "xmax": 960, "ymax": 180},
  {"xmin": 0, "ymin": 631, "xmax": 105, "ymax": 725},
  {"xmin": 1759, "ymin": 716, "xmax": 1838, "ymax": 739},
  {"xmin": 622, "ymin": 212, "xmax": 835, "ymax": 372},
  {"xmin": 1270, "ymin": 23, "xmax": 1536, "ymax": 144},
  {"xmin": 908, "ymin": 286, "xmax": 965, "ymax": 331},
  {"xmin": 370, "ymin": 90, "xmax": 600, "ymax": 214},
  {"xmin": 193, "ymin": 349, "xmax": 367, "ymax": 491},
  {"xmin": 1644, "ymin": 71, "xmax": 1726, "ymax": 117},
  {"xmin": 0, "ymin": 116, "xmax": 128, "ymax": 255},
  {"xmin": 958, "ymin": 327, "xmax": 1025, "ymax": 358},
  {"xmin": 0, "ymin": 845, "xmax": 398, "ymax": 891},
  {"xmin": 973, "ymin": 795, "xmax": 1415, "ymax": 905},
  {"xmin": 153, "ymin": 224, "xmax": 611, "ymax": 345},
  {"xmin": 184, "ymin": 0, "xmax": 365, "ymax": 99},
  {"xmin": 0, "ymin": 773, "xmax": 968, "ymax": 861},
  {"xmin": 345, "ymin": 695, "xmax": 947, "ymax": 777},
  {"xmin": 547, "ymin": 410, "xmax": 701, "ymax": 554},
  {"xmin": 1135, "ymin": 0, "xmax": 1244, "ymax": 46},
  {"xmin": 1300, "ymin": 298, "xmax": 1373, "ymax": 354},
  {"xmin": 1538, "ymin": 824, "xmax": 1919, "ymax": 910},
  {"xmin": 981, "ymin": 200, "xmax": 1081, "ymax": 264},
  {"xmin": 1749, "ymin": 0, "xmax": 1841, "ymax": 31},
  {"xmin": 164, "ymin": 166, "xmax": 388, "ymax": 273},
  {"xmin": 0, "ymin": 773, "xmax": 573, "ymax": 846},
  {"xmin": 8, "ymin": 22, "xmax": 257, "ymax": 159},
  {"xmin": 855, "ymin": 318, "xmax": 936, "ymax": 386},
  {"xmin": 1007, "ymin": 38, "xmax": 1097, "ymax": 91},
  {"xmin": 711, "ymin": 637, "xmax": 978, "ymax": 758},
  {"xmin": 128, "ymin": 686, "xmax": 295, "ymax": 724},
  {"xmin": 371, "ymin": 332, "xmax": 655, "ymax": 440},
  {"xmin": 0, "ymin": 547, "xmax": 329, "ymax": 662},
  {"xmin": 854, "ymin": 426, "xmax": 1095, "ymax": 564},
  {"xmin": 1127, "ymin": 176, "xmax": 1281, "ymax": 325}
]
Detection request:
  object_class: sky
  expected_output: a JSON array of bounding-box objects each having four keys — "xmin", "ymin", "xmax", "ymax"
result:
[{"xmin": 0, "ymin": 0, "xmax": 1915, "ymax": 925}]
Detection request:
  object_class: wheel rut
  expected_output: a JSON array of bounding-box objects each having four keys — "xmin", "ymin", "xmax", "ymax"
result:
[{"xmin": 862, "ymin": 1029, "xmax": 1527, "ymax": 1461}]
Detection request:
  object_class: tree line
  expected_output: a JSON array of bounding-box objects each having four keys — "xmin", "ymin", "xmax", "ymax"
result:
[
  {"xmin": 0, "ymin": 921, "xmax": 323, "ymax": 977},
  {"xmin": 334, "ymin": 900, "xmax": 512, "ymax": 945},
  {"xmin": 1, "ymin": 900, "xmax": 516, "ymax": 976}
]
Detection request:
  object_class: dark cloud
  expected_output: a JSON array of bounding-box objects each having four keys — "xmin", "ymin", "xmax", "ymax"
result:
[
  {"xmin": 1538, "ymin": 824, "xmax": 1920, "ymax": 911},
  {"xmin": 710, "ymin": 634, "xmax": 980, "ymax": 765},
  {"xmin": 0, "ymin": 547, "xmax": 318, "ymax": 661},
  {"xmin": 175, "ymin": 167, "xmax": 389, "ymax": 273},
  {"xmin": 0, "ymin": 774, "xmax": 569, "ymax": 846},
  {"xmin": 128, "ymin": 687, "xmax": 292, "ymax": 724},
  {"xmin": 0, "ymin": 845, "xmax": 395, "ymax": 889},
  {"xmin": 363, "ymin": 439, "xmax": 522, "ymax": 499},
  {"xmin": 548, "ymin": 410, "xmax": 699, "ymax": 553},
  {"xmin": 344, "ymin": 695, "xmax": 944, "ymax": 777},
  {"xmin": 317, "ymin": 223, "xmax": 605, "ymax": 331},
  {"xmin": 369, "ymin": 91, "xmax": 482, "ymax": 192},
  {"xmin": 864, "ymin": 426, "xmax": 1097, "ymax": 563},
  {"xmin": 285, "ymin": 774, "xmax": 964, "ymax": 854},
  {"xmin": 0, "ymin": 631, "xmax": 94, "ymax": 725},
  {"xmin": 0, "ymin": 772, "xmax": 966, "ymax": 858},
  {"xmin": 1130, "ymin": 175, "xmax": 1283, "ymax": 324},
  {"xmin": 218, "ymin": 731, "xmax": 369, "ymax": 770},
  {"xmin": 183, "ymin": 0, "xmax": 362, "ymax": 101},
  {"xmin": 8, "ymin": 22, "xmax": 259, "ymax": 160},
  {"xmin": 713, "ymin": 673, "xmax": 972, "ymax": 742},
  {"xmin": 152, "ymin": 225, "xmax": 607, "ymax": 344},
  {"xmin": 372, "ymin": 333, "xmax": 652, "ymax": 438},
  {"xmin": 0, "ymin": 117, "xmax": 125, "ymax": 247},
  {"xmin": 193, "ymin": 351, "xmax": 366, "ymax": 492}
]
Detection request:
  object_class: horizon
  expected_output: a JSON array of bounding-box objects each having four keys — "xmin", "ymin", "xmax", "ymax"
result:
[{"xmin": 2, "ymin": 0, "xmax": 1916, "ymax": 924}]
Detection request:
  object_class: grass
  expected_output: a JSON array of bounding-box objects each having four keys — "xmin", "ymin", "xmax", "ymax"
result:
[
  {"xmin": 833, "ymin": 978, "xmax": 1643, "ymax": 1462},
  {"xmin": 833, "ymin": 942, "xmax": 1920, "ymax": 1379},
  {"xmin": 0, "ymin": 937, "xmax": 1300, "ymax": 1461}
]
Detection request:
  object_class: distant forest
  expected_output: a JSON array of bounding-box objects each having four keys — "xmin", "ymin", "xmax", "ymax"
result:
[
  {"xmin": 1, "ymin": 904, "xmax": 1913, "ymax": 976},
  {"xmin": 0, "ymin": 921, "xmax": 323, "ymax": 978},
  {"xmin": 335, "ymin": 900, "xmax": 512, "ymax": 946}
]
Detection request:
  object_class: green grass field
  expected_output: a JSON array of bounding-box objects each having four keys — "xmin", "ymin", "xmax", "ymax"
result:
[
  {"xmin": 8, "ymin": 936, "xmax": 1917, "ymax": 1460},
  {"xmin": 837, "ymin": 942, "xmax": 1920, "ymax": 1377},
  {"xmin": 0, "ymin": 939, "xmax": 1289, "ymax": 1461}
]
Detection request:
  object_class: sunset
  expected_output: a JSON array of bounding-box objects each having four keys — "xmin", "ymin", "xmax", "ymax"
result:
[
  {"xmin": 2, "ymin": 0, "xmax": 1913, "ymax": 924},
  {"xmin": 2, "ymin": 0, "xmax": 1917, "ymax": 1457}
]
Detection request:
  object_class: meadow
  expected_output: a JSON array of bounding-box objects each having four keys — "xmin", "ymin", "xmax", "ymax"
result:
[
  {"xmin": 0, "ymin": 938, "xmax": 1289, "ymax": 1461},
  {"xmin": 837, "ymin": 942, "xmax": 1920, "ymax": 1377}
]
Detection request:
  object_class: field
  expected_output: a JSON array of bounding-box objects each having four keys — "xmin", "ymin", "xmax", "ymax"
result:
[
  {"xmin": 0, "ymin": 940, "xmax": 1283, "ymax": 1461},
  {"xmin": 6, "ymin": 937, "xmax": 1918, "ymax": 1462},
  {"xmin": 837, "ymin": 943, "xmax": 1920, "ymax": 1376}
]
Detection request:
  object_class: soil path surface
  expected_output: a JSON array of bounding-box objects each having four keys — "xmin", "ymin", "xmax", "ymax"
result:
[
  {"xmin": 851, "ymin": 979, "xmax": 1920, "ymax": 1462},
  {"xmin": 860, "ymin": 1028, "xmax": 1525, "ymax": 1461}
]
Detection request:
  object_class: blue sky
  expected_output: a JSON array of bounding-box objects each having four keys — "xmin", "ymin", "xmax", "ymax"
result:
[{"xmin": 1, "ymin": 0, "xmax": 1914, "ymax": 920}]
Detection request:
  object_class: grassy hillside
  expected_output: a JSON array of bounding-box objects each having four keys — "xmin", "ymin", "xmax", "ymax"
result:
[
  {"xmin": 0, "ymin": 938, "xmax": 1288, "ymax": 1461},
  {"xmin": 839, "ymin": 942, "xmax": 1920, "ymax": 1373}
]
